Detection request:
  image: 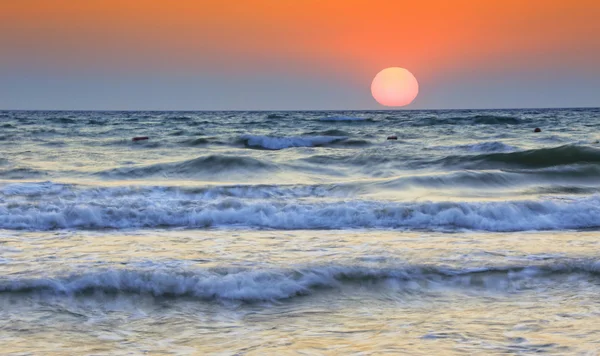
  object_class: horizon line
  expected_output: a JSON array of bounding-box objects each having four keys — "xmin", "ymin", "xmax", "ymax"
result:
[{"xmin": 1, "ymin": 106, "xmax": 599, "ymax": 112}]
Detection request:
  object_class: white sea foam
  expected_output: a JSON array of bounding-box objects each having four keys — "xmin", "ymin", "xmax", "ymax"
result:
[
  {"xmin": 0, "ymin": 182, "xmax": 351, "ymax": 201},
  {"xmin": 0, "ymin": 181, "xmax": 70, "ymax": 196},
  {"xmin": 240, "ymin": 135, "xmax": 347, "ymax": 150},
  {"xmin": 1, "ymin": 182, "xmax": 599, "ymax": 231}
]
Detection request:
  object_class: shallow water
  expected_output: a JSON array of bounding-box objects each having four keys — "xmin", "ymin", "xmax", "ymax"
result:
[{"xmin": 1, "ymin": 109, "xmax": 600, "ymax": 354}]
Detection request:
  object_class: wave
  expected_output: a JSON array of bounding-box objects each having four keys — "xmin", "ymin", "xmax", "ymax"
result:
[
  {"xmin": 266, "ymin": 113, "xmax": 287, "ymax": 119},
  {"xmin": 0, "ymin": 167, "xmax": 48, "ymax": 179},
  {"xmin": 184, "ymin": 137, "xmax": 211, "ymax": 146},
  {"xmin": 527, "ymin": 185, "xmax": 600, "ymax": 195},
  {"xmin": 340, "ymin": 139, "xmax": 372, "ymax": 147},
  {"xmin": 439, "ymin": 145, "xmax": 600, "ymax": 169},
  {"xmin": 0, "ymin": 181, "xmax": 355, "ymax": 200},
  {"xmin": 2, "ymin": 261, "xmax": 599, "ymax": 301},
  {"xmin": 51, "ymin": 117, "xmax": 77, "ymax": 124},
  {"xmin": 1, "ymin": 188, "xmax": 600, "ymax": 230},
  {"xmin": 419, "ymin": 115, "xmax": 522, "ymax": 126},
  {"xmin": 97, "ymin": 155, "xmax": 277, "ymax": 179},
  {"xmin": 87, "ymin": 119, "xmax": 107, "ymax": 125},
  {"xmin": 0, "ymin": 181, "xmax": 72, "ymax": 196},
  {"xmin": 431, "ymin": 141, "xmax": 517, "ymax": 153},
  {"xmin": 301, "ymin": 151, "xmax": 397, "ymax": 167},
  {"xmin": 470, "ymin": 115, "xmax": 521, "ymax": 125},
  {"xmin": 166, "ymin": 116, "xmax": 194, "ymax": 121},
  {"xmin": 380, "ymin": 168, "xmax": 600, "ymax": 190},
  {"xmin": 302, "ymin": 129, "xmax": 351, "ymax": 136},
  {"xmin": 239, "ymin": 135, "xmax": 348, "ymax": 150},
  {"xmin": 319, "ymin": 116, "xmax": 368, "ymax": 122},
  {"xmin": 379, "ymin": 171, "xmax": 519, "ymax": 189},
  {"xmin": 182, "ymin": 137, "xmax": 227, "ymax": 146}
]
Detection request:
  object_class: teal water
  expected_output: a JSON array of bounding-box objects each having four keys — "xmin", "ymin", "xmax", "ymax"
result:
[{"xmin": 1, "ymin": 109, "xmax": 600, "ymax": 354}]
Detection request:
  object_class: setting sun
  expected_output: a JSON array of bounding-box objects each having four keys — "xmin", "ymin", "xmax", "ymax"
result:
[{"xmin": 371, "ymin": 67, "xmax": 419, "ymax": 107}]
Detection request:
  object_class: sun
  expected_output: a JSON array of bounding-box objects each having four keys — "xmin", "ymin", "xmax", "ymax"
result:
[{"xmin": 371, "ymin": 67, "xmax": 419, "ymax": 107}]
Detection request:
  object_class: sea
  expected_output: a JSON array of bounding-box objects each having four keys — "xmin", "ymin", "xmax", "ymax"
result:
[{"xmin": 1, "ymin": 108, "xmax": 600, "ymax": 355}]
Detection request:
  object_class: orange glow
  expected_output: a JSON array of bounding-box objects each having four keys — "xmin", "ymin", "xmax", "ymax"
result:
[
  {"xmin": 371, "ymin": 68, "xmax": 419, "ymax": 107},
  {"xmin": 0, "ymin": 0, "xmax": 598, "ymax": 80}
]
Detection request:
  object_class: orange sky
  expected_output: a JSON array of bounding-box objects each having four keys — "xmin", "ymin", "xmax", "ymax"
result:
[{"xmin": 1, "ymin": 0, "xmax": 599, "ymax": 109}]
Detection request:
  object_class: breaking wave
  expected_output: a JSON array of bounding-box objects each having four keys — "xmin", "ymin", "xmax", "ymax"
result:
[
  {"xmin": 1, "ymin": 184, "xmax": 600, "ymax": 231},
  {"xmin": 1, "ymin": 260, "xmax": 599, "ymax": 301},
  {"xmin": 239, "ymin": 135, "xmax": 348, "ymax": 150}
]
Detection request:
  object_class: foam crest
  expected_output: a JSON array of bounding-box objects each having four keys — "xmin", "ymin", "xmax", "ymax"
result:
[
  {"xmin": 432, "ymin": 141, "xmax": 517, "ymax": 153},
  {"xmin": 2, "ymin": 261, "xmax": 599, "ymax": 301},
  {"xmin": 0, "ymin": 181, "xmax": 70, "ymax": 196},
  {"xmin": 240, "ymin": 135, "xmax": 348, "ymax": 150},
  {"xmin": 0, "ymin": 182, "xmax": 353, "ymax": 200},
  {"xmin": 1, "ymin": 187, "xmax": 600, "ymax": 231}
]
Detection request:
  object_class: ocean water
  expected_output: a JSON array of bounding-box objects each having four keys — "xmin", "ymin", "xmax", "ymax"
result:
[{"xmin": 1, "ymin": 108, "xmax": 600, "ymax": 355}]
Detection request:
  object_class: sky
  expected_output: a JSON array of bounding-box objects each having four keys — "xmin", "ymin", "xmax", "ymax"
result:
[{"xmin": 1, "ymin": 0, "xmax": 599, "ymax": 110}]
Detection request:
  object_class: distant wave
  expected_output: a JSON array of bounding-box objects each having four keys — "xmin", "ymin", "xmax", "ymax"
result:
[
  {"xmin": 87, "ymin": 119, "xmax": 108, "ymax": 125},
  {"xmin": 97, "ymin": 154, "xmax": 277, "ymax": 179},
  {"xmin": 2, "ymin": 260, "xmax": 599, "ymax": 301},
  {"xmin": 319, "ymin": 116, "xmax": 369, "ymax": 122},
  {"xmin": 184, "ymin": 137, "xmax": 211, "ymax": 146},
  {"xmin": 439, "ymin": 145, "xmax": 600, "ymax": 169},
  {"xmin": 181, "ymin": 137, "xmax": 228, "ymax": 147},
  {"xmin": 51, "ymin": 117, "xmax": 77, "ymax": 124},
  {"xmin": 431, "ymin": 141, "xmax": 517, "ymax": 153},
  {"xmin": 239, "ymin": 135, "xmax": 348, "ymax": 150},
  {"xmin": 266, "ymin": 113, "xmax": 287, "ymax": 119},
  {"xmin": 168, "ymin": 116, "xmax": 194, "ymax": 121},
  {"xmin": 302, "ymin": 129, "xmax": 351, "ymax": 136},
  {"xmin": 1, "ymin": 184, "xmax": 600, "ymax": 230},
  {"xmin": 419, "ymin": 115, "xmax": 522, "ymax": 126}
]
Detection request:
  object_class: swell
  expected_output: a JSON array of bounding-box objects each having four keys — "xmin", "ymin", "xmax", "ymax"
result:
[
  {"xmin": 430, "ymin": 141, "xmax": 517, "ymax": 153},
  {"xmin": 319, "ymin": 116, "xmax": 373, "ymax": 122},
  {"xmin": 417, "ymin": 115, "xmax": 522, "ymax": 126},
  {"xmin": 0, "ymin": 167, "xmax": 48, "ymax": 179},
  {"xmin": 302, "ymin": 129, "xmax": 351, "ymax": 136},
  {"xmin": 381, "ymin": 167, "xmax": 600, "ymax": 189},
  {"xmin": 239, "ymin": 134, "xmax": 349, "ymax": 150},
  {"xmin": 437, "ymin": 145, "xmax": 600, "ymax": 169},
  {"xmin": 1, "ymin": 260, "xmax": 599, "ymax": 301},
  {"xmin": 97, "ymin": 154, "xmax": 277, "ymax": 179}
]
